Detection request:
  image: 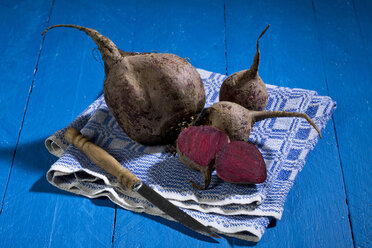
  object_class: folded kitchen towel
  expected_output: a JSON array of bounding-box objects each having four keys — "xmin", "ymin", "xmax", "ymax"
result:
[{"xmin": 45, "ymin": 69, "xmax": 336, "ymax": 242}]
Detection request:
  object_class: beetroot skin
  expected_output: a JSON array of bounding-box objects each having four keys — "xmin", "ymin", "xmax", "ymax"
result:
[
  {"xmin": 176, "ymin": 126, "xmax": 229, "ymax": 189},
  {"xmin": 42, "ymin": 24, "xmax": 206, "ymax": 146},
  {"xmin": 203, "ymin": 101, "xmax": 322, "ymax": 142},
  {"xmin": 219, "ymin": 25, "xmax": 270, "ymax": 111},
  {"xmin": 215, "ymin": 141, "xmax": 267, "ymax": 184}
]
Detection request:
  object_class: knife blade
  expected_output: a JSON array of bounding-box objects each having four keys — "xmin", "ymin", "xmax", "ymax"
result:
[{"xmin": 64, "ymin": 127, "xmax": 220, "ymax": 239}]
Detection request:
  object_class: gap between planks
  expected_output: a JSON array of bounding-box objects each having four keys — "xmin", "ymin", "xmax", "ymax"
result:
[
  {"xmin": 0, "ymin": 0, "xmax": 55, "ymax": 216},
  {"xmin": 311, "ymin": 0, "xmax": 355, "ymax": 246},
  {"xmin": 223, "ymin": 0, "xmax": 228, "ymax": 76}
]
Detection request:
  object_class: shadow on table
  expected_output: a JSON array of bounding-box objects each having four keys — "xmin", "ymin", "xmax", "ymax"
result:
[
  {"xmin": 0, "ymin": 137, "xmax": 116, "ymax": 209},
  {"xmin": 1, "ymin": 137, "xmax": 277, "ymax": 245},
  {"xmin": 129, "ymin": 210, "xmax": 224, "ymax": 243},
  {"xmin": 134, "ymin": 212, "xmax": 277, "ymax": 246},
  {"xmin": 0, "ymin": 138, "xmax": 56, "ymax": 173},
  {"xmin": 31, "ymin": 176, "xmax": 221, "ymax": 243},
  {"xmin": 30, "ymin": 175, "xmax": 116, "ymax": 208}
]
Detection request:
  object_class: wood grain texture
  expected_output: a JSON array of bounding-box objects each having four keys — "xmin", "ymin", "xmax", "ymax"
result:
[
  {"xmin": 129, "ymin": 0, "xmax": 226, "ymax": 74},
  {"xmin": 0, "ymin": 0, "xmax": 135, "ymax": 246},
  {"xmin": 354, "ymin": 0, "xmax": 372, "ymax": 65},
  {"xmin": 225, "ymin": 0, "xmax": 353, "ymax": 247},
  {"xmin": 112, "ymin": 0, "xmax": 232, "ymax": 247},
  {"xmin": 64, "ymin": 128, "xmax": 141, "ymax": 189},
  {"xmin": 0, "ymin": 0, "xmax": 52, "ymax": 205},
  {"xmin": 312, "ymin": 0, "xmax": 372, "ymax": 247},
  {"xmin": 0, "ymin": 0, "xmax": 371, "ymax": 247}
]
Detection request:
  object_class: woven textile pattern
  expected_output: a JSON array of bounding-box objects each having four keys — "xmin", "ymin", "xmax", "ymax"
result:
[{"xmin": 46, "ymin": 69, "xmax": 336, "ymax": 241}]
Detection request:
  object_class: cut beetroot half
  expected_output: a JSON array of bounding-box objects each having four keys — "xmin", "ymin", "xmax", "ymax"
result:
[
  {"xmin": 176, "ymin": 126, "xmax": 230, "ymax": 189},
  {"xmin": 215, "ymin": 141, "xmax": 267, "ymax": 184}
]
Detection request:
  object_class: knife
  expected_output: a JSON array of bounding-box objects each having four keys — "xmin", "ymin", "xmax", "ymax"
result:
[{"xmin": 64, "ymin": 127, "xmax": 220, "ymax": 239}]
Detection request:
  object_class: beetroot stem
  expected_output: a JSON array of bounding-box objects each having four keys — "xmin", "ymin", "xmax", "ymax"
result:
[
  {"xmin": 42, "ymin": 24, "xmax": 121, "ymax": 67},
  {"xmin": 190, "ymin": 165, "xmax": 213, "ymax": 190},
  {"xmin": 251, "ymin": 110, "xmax": 322, "ymax": 138},
  {"xmin": 250, "ymin": 24, "xmax": 270, "ymax": 74},
  {"xmin": 257, "ymin": 24, "xmax": 271, "ymax": 51}
]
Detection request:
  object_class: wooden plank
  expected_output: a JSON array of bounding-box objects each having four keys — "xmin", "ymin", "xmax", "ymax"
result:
[
  {"xmin": 129, "ymin": 0, "xmax": 226, "ymax": 74},
  {"xmin": 1, "ymin": 0, "xmax": 368, "ymax": 247},
  {"xmin": 312, "ymin": 0, "xmax": 372, "ymax": 247},
  {"xmin": 225, "ymin": 0, "xmax": 353, "ymax": 247},
  {"xmin": 112, "ymin": 0, "xmax": 231, "ymax": 247},
  {"xmin": 0, "ymin": 0, "xmax": 51, "ymax": 202},
  {"xmin": 354, "ymin": 0, "xmax": 372, "ymax": 65},
  {"xmin": 0, "ymin": 0, "xmax": 137, "ymax": 246}
]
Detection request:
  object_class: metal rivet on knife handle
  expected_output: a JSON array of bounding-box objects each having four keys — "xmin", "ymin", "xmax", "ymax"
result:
[{"xmin": 64, "ymin": 127, "xmax": 140, "ymax": 189}]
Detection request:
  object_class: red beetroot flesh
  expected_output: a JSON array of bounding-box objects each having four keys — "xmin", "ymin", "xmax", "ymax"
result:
[
  {"xmin": 177, "ymin": 126, "xmax": 229, "ymax": 168},
  {"xmin": 215, "ymin": 141, "xmax": 267, "ymax": 184},
  {"xmin": 176, "ymin": 126, "xmax": 229, "ymax": 189}
]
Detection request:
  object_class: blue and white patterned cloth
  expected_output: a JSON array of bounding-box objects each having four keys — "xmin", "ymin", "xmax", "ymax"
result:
[{"xmin": 45, "ymin": 69, "xmax": 336, "ymax": 242}]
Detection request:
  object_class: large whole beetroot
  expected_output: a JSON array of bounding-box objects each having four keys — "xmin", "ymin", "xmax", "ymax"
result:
[{"xmin": 43, "ymin": 24, "xmax": 206, "ymax": 145}]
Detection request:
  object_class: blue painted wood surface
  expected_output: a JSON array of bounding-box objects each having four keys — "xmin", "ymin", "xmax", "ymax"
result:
[{"xmin": 0, "ymin": 0, "xmax": 370, "ymax": 247}]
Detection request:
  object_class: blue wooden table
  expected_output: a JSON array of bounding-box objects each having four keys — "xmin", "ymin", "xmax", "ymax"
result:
[{"xmin": 0, "ymin": 0, "xmax": 371, "ymax": 247}]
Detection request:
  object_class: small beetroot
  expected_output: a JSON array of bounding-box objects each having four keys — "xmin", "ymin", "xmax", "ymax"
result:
[
  {"xmin": 176, "ymin": 126, "xmax": 229, "ymax": 189},
  {"xmin": 219, "ymin": 25, "xmax": 270, "ymax": 111},
  {"xmin": 215, "ymin": 141, "xmax": 267, "ymax": 184},
  {"xmin": 203, "ymin": 101, "xmax": 321, "ymax": 142}
]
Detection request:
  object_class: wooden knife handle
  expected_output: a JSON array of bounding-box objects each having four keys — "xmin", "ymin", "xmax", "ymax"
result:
[{"xmin": 64, "ymin": 127, "xmax": 140, "ymax": 190}]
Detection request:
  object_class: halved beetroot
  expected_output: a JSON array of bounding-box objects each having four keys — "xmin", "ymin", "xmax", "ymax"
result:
[
  {"xmin": 176, "ymin": 126, "xmax": 230, "ymax": 189},
  {"xmin": 215, "ymin": 141, "xmax": 267, "ymax": 184}
]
